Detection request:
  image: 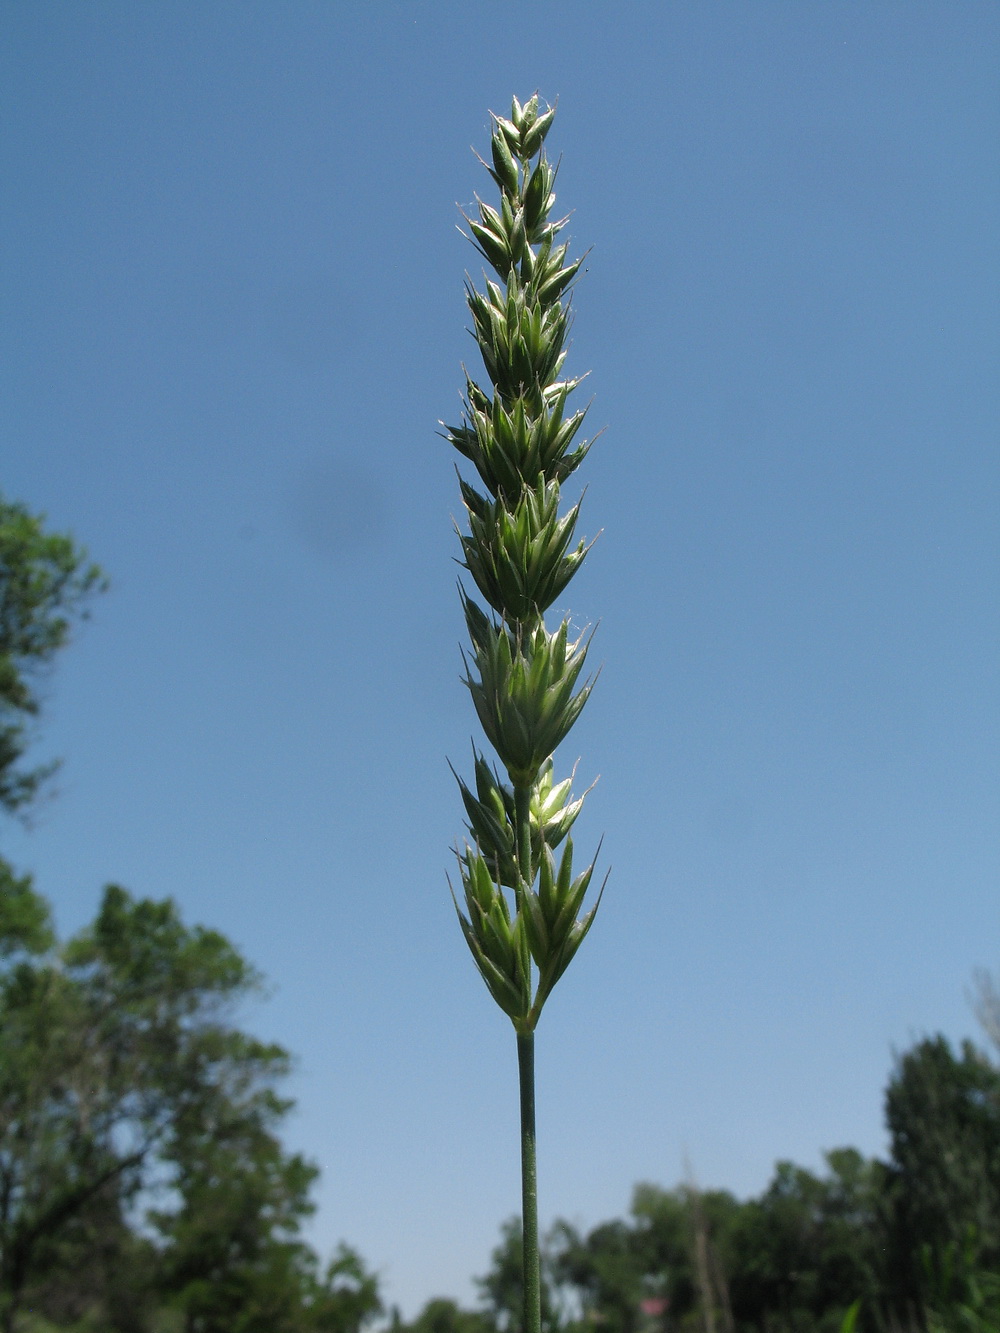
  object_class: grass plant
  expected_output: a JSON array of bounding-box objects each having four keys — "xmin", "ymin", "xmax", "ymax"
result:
[{"xmin": 443, "ymin": 95, "xmax": 604, "ymax": 1333}]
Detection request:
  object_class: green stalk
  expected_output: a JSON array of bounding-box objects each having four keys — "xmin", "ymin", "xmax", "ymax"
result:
[
  {"xmin": 444, "ymin": 92, "xmax": 604, "ymax": 1333},
  {"xmin": 517, "ymin": 1031, "xmax": 541, "ymax": 1333},
  {"xmin": 514, "ymin": 782, "xmax": 533, "ymax": 896},
  {"xmin": 514, "ymin": 781, "xmax": 539, "ymax": 1333}
]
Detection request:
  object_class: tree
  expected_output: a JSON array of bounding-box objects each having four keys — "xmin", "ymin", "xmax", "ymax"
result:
[
  {"xmin": 0, "ymin": 858, "xmax": 53, "ymax": 958},
  {"xmin": 545, "ymin": 1163, "xmax": 881, "ymax": 1333},
  {"xmin": 970, "ymin": 968, "xmax": 1000, "ymax": 1057},
  {"xmin": 0, "ymin": 492, "xmax": 105, "ymax": 817},
  {"xmin": 550, "ymin": 1215, "xmax": 648, "ymax": 1333},
  {"xmin": 476, "ymin": 1216, "xmax": 563, "ymax": 1333},
  {"xmin": 0, "ymin": 881, "xmax": 243, "ymax": 1326},
  {"xmin": 306, "ymin": 1244, "xmax": 384, "ymax": 1333},
  {"xmin": 548, "ymin": 1183, "xmax": 741, "ymax": 1333},
  {"xmin": 724, "ymin": 1151, "xmax": 883, "ymax": 1332},
  {"xmin": 0, "ymin": 490, "xmax": 109, "ymax": 1324},
  {"xmin": 396, "ymin": 1028, "xmax": 1000, "ymax": 1333},
  {"xmin": 392, "ymin": 1296, "xmax": 494, "ymax": 1333},
  {"xmin": 0, "ymin": 881, "xmax": 377, "ymax": 1332},
  {"xmin": 882, "ymin": 1035, "xmax": 1000, "ymax": 1312}
]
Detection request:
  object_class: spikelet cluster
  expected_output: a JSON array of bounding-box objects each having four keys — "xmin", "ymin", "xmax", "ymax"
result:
[{"xmin": 444, "ymin": 96, "xmax": 604, "ymax": 1034}]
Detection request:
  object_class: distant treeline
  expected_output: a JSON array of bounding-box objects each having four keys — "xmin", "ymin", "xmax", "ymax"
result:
[
  {"xmin": 392, "ymin": 1017, "xmax": 1000, "ymax": 1333},
  {"xmin": 3, "ymin": 872, "xmax": 998, "ymax": 1332}
]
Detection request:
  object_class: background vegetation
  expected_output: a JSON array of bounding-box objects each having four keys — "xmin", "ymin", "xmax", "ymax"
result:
[{"xmin": 2, "ymin": 497, "xmax": 996, "ymax": 1333}]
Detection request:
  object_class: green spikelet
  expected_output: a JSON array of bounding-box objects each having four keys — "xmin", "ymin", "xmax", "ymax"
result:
[{"xmin": 444, "ymin": 98, "xmax": 605, "ymax": 1035}]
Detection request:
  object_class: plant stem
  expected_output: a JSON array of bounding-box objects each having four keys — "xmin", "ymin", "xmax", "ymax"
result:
[
  {"xmin": 514, "ymin": 782, "xmax": 533, "ymax": 897},
  {"xmin": 517, "ymin": 1030, "xmax": 541, "ymax": 1333}
]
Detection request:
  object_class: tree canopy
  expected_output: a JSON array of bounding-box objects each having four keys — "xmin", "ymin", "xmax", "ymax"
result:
[
  {"xmin": 0, "ymin": 493, "xmax": 380, "ymax": 1331},
  {"xmin": 0, "ymin": 493, "xmax": 105, "ymax": 817},
  {"xmin": 0, "ymin": 879, "xmax": 382, "ymax": 1333},
  {"xmin": 394, "ymin": 1032, "xmax": 1000, "ymax": 1333}
]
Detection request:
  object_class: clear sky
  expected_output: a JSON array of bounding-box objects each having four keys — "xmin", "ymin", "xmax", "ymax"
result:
[{"xmin": 2, "ymin": 0, "xmax": 998, "ymax": 1317}]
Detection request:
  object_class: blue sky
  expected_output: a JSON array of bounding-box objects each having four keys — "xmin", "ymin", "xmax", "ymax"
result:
[{"xmin": 2, "ymin": 0, "xmax": 998, "ymax": 1316}]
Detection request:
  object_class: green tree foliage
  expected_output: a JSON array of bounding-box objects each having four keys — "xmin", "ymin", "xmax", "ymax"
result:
[
  {"xmin": 474, "ymin": 1218, "xmax": 563, "ymax": 1333},
  {"xmin": 970, "ymin": 969, "xmax": 1000, "ymax": 1057},
  {"xmin": 0, "ymin": 494, "xmax": 105, "ymax": 817},
  {"xmin": 725, "ymin": 1150, "xmax": 883, "ymax": 1331},
  {"xmin": 390, "ymin": 1297, "xmax": 494, "ymax": 1333},
  {"xmin": 0, "ymin": 860, "xmax": 53, "ymax": 958},
  {"xmin": 306, "ymin": 1246, "xmax": 385, "ymax": 1333},
  {"xmin": 882, "ymin": 1036, "xmax": 1000, "ymax": 1314},
  {"xmin": 397, "ymin": 1295, "xmax": 496, "ymax": 1333},
  {"xmin": 551, "ymin": 1215, "xmax": 647, "ymax": 1333},
  {"xmin": 0, "ymin": 880, "xmax": 380, "ymax": 1333},
  {"xmin": 451, "ymin": 1037, "xmax": 1000, "ymax": 1333},
  {"xmin": 0, "ymin": 491, "xmax": 381, "ymax": 1330}
]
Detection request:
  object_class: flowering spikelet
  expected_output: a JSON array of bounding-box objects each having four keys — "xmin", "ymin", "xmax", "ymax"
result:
[{"xmin": 444, "ymin": 96, "xmax": 605, "ymax": 1034}]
